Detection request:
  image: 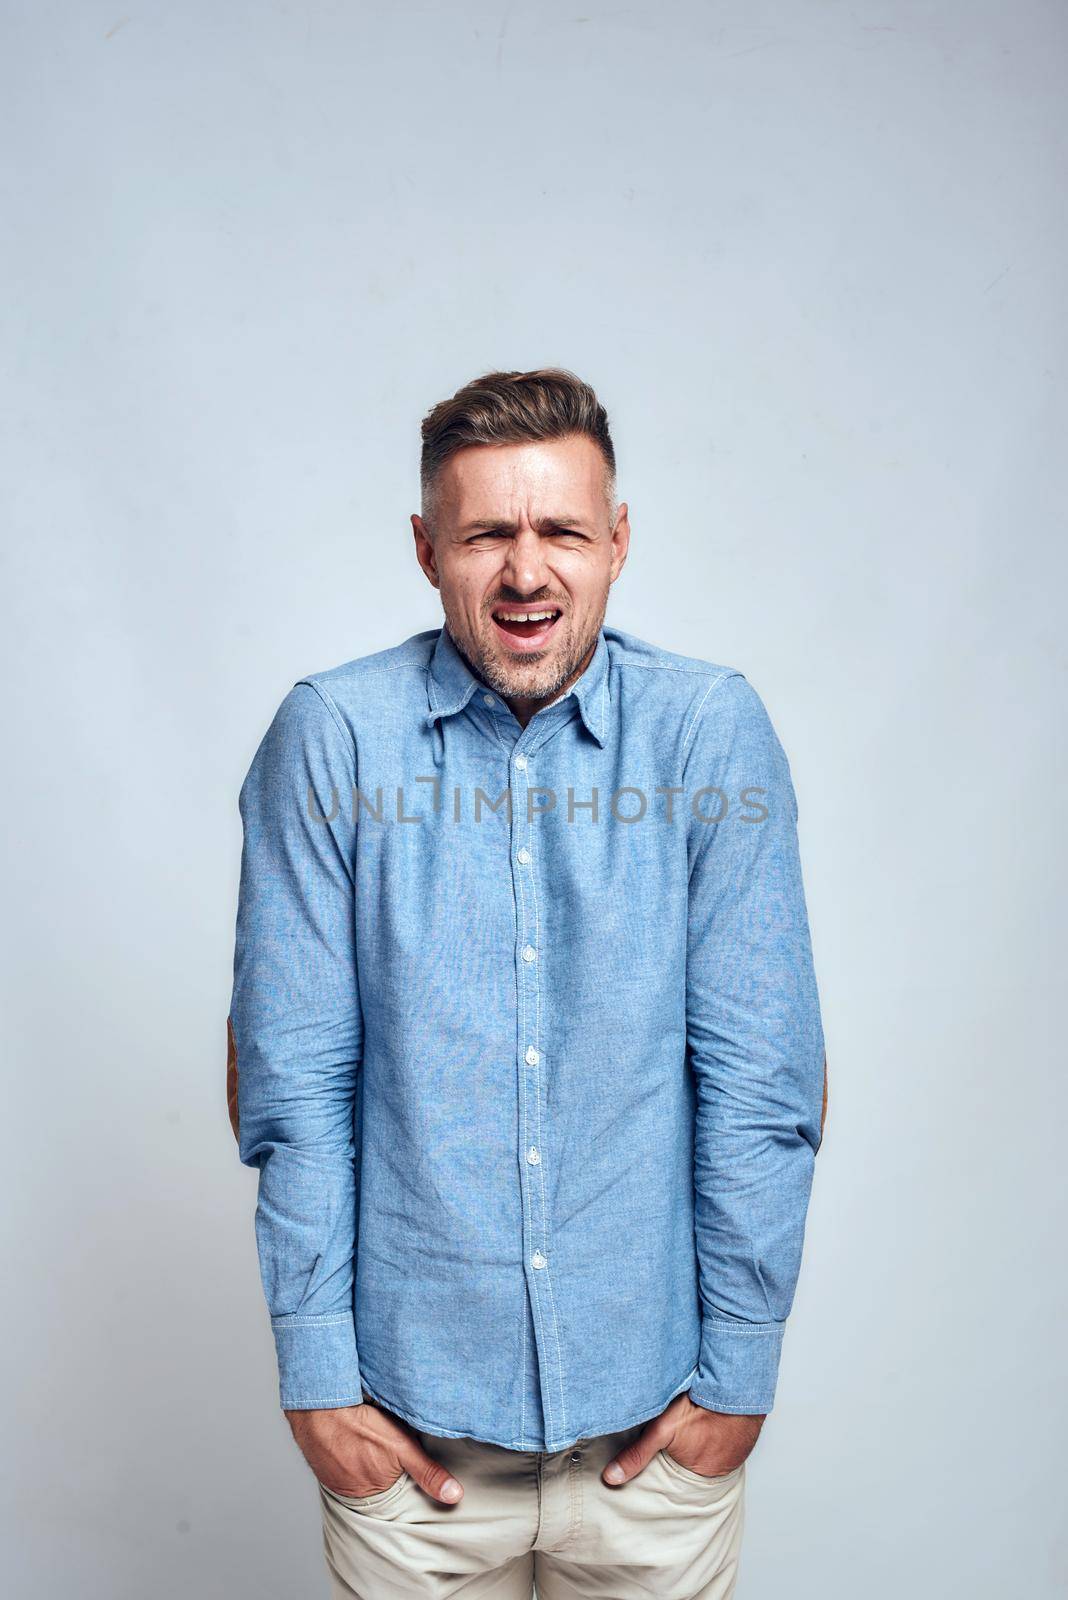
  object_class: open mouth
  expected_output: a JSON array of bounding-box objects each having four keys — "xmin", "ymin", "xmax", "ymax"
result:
[{"xmin": 490, "ymin": 605, "xmax": 563, "ymax": 653}]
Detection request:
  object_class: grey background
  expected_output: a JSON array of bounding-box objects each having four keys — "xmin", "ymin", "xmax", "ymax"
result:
[{"xmin": 2, "ymin": 2, "xmax": 1065, "ymax": 1595}]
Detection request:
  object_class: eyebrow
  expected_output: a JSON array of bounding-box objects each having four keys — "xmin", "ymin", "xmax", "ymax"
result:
[{"xmin": 460, "ymin": 515, "xmax": 591, "ymax": 532}]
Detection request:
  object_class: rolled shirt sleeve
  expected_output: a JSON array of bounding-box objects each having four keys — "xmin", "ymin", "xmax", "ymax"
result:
[
  {"xmin": 228, "ymin": 680, "xmax": 365, "ymax": 1410},
  {"xmin": 682, "ymin": 672, "xmax": 825, "ymax": 1415}
]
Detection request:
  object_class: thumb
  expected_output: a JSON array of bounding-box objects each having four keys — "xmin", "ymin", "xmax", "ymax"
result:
[
  {"xmin": 400, "ymin": 1440, "xmax": 464, "ymax": 1505},
  {"xmin": 603, "ymin": 1425, "xmax": 663, "ymax": 1486}
]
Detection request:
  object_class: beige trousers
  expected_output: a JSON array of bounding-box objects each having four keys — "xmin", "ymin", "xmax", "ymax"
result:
[{"xmin": 319, "ymin": 1412, "xmax": 745, "ymax": 1599}]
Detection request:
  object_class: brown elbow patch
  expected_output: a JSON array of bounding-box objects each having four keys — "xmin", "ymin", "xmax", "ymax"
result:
[
  {"xmin": 227, "ymin": 1015, "xmax": 240, "ymax": 1142},
  {"xmin": 820, "ymin": 1052, "xmax": 828, "ymax": 1138}
]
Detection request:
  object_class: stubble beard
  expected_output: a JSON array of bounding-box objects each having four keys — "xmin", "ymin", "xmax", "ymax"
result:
[{"xmin": 446, "ymin": 599, "xmax": 607, "ymax": 707}]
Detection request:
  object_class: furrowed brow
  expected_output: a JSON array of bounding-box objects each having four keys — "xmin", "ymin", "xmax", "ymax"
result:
[{"xmin": 461, "ymin": 515, "xmax": 590, "ymax": 532}]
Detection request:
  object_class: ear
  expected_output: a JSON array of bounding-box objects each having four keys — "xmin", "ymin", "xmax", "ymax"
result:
[
  {"xmin": 609, "ymin": 501, "xmax": 631, "ymax": 583},
  {"xmin": 412, "ymin": 513, "xmax": 440, "ymax": 589}
]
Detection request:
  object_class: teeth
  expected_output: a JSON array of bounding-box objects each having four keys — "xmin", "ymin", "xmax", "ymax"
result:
[{"xmin": 496, "ymin": 610, "xmax": 559, "ymax": 623}]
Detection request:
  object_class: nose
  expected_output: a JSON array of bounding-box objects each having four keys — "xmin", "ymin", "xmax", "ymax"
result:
[{"xmin": 499, "ymin": 526, "xmax": 552, "ymax": 597}]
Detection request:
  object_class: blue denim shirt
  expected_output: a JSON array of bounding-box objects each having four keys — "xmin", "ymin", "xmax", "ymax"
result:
[{"xmin": 229, "ymin": 622, "xmax": 825, "ymax": 1452}]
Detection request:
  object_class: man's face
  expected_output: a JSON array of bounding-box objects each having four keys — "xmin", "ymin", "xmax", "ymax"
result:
[{"xmin": 411, "ymin": 434, "xmax": 630, "ymax": 721}]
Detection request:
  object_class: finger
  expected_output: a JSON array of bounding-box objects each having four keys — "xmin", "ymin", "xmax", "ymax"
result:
[
  {"xmin": 603, "ymin": 1427, "xmax": 665, "ymax": 1485},
  {"xmin": 399, "ymin": 1443, "xmax": 464, "ymax": 1504}
]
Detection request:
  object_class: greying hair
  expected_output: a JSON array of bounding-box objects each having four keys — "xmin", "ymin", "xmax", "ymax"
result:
[{"xmin": 419, "ymin": 367, "xmax": 617, "ymax": 532}]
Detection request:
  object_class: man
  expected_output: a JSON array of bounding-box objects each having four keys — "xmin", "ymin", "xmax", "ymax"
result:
[{"xmin": 228, "ymin": 367, "xmax": 827, "ymax": 1599}]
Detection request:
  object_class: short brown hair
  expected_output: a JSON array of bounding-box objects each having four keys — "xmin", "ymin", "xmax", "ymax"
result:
[{"xmin": 419, "ymin": 367, "xmax": 617, "ymax": 529}]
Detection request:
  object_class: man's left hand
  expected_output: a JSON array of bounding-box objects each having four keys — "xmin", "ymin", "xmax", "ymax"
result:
[{"xmin": 602, "ymin": 1393, "xmax": 765, "ymax": 1485}]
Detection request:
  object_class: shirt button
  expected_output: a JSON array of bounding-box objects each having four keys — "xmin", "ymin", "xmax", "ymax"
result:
[
  {"xmin": 526, "ymin": 1145, "xmax": 540, "ymax": 1164},
  {"xmin": 531, "ymin": 1250, "xmax": 547, "ymax": 1268},
  {"xmin": 482, "ymin": 693, "xmax": 495, "ymax": 707},
  {"xmin": 517, "ymin": 847, "xmax": 531, "ymax": 865},
  {"xmin": 515, "ymin": 754, "xmax": 528, "ymax": 771},
  {"xmin": 525, "ymin": 1046, "xmax": 539, "ymax": 1065},
  {"xmin": 521, "ymin": 945, "xmax": 536, "ymax": 963}
]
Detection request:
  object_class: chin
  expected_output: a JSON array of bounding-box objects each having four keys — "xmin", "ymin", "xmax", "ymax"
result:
[{"xmin": 492, "ymin": 664, "xmax": 554, "ymax": 697}]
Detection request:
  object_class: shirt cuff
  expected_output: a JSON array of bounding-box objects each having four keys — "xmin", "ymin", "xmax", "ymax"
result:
[
  {"xmin": 687, "ymin": 1314, "xmax": 786, "ymax": 1415},
  {"xmin": 269, "ymin": 1311, "xmax": 363, "ymax": 1411}
]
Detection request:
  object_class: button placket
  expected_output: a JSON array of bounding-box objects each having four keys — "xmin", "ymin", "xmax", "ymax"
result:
[{"xmin": 510, "ymin": 740, "xmax": 565, "ymax": 1444}]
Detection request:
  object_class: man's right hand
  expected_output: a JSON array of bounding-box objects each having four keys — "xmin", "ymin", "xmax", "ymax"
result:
[{"xmin": 283, "ymin": 1399, "xmax": 464, "ymax": 1505}]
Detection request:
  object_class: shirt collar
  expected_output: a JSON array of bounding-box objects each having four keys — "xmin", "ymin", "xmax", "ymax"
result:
[{"xmin": 425, "ymin": 623, "xmax": 609, "ymax": 747}]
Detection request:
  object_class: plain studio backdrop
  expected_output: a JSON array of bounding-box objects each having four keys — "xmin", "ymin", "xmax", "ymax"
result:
[{"xmin": 2, "ymin": 2, "xmax": 1065, "ymax": 1596}]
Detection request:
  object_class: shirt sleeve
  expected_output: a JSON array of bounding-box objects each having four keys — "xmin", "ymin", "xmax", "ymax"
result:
[
  {"xmin": 682, "ymin": 671, "xmax": 825, "ymax": 1415},
  {"xmin": 228, "ymin": 679, "xmax": 365, "ymax": 1411}
]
